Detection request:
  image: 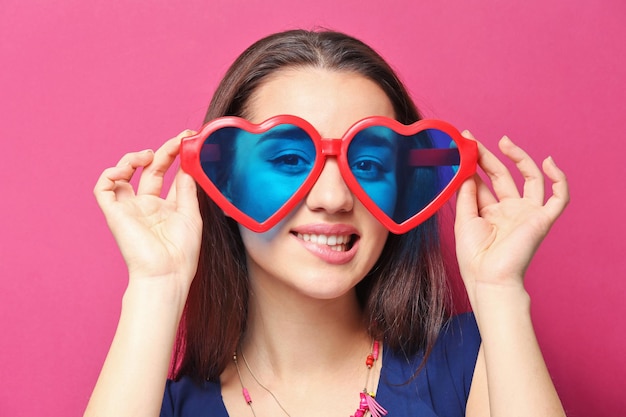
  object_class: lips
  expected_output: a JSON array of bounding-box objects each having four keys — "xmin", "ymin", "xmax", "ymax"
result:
[
  {"xmin": 295, "ymin": 232, "xmax": 355, "ymax": 252},
  {"xmin": 290, "ymin": 225, "xmax": 360, "ymax": 264}
]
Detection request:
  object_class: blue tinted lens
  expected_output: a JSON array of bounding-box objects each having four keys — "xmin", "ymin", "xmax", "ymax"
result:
[
  {"xmin": 201, "ymin": 125, "xmax": 315, "ymax": 223},
  {"xmin": 347, "ymin": 126, "xmax": 399, "ymax": 218},
  {"xmin": 348, "ymin": 126, "xmax": 460, "ymax": 223}
]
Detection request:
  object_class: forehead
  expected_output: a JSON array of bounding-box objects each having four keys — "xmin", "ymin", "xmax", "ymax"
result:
[{"xmin": 245, "ymin": 68, "xmax": 396, "ymax": 137}]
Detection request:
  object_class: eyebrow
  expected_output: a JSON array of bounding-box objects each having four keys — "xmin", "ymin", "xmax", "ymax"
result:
[
  {"xmin": 200, "ymin": 126, "xmax": 311, "ymax": 162},
  {"xmin": 353, "ymin": 135, "xmax": 396, "ymax": 150},
  {"xmin": 256, "ymin": 125, "xmax": 311, "ymax": 144}
]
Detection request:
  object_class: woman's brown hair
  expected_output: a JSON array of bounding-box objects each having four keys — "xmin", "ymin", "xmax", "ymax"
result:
[{"xmin": 173, "ymin": 29, "xmax": 452, "ymax": 382}]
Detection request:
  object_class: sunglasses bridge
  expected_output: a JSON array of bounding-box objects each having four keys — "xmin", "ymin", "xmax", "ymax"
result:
[{"xmin": 320, "ymin": 138, "xmax": 343, "ymax": 157}]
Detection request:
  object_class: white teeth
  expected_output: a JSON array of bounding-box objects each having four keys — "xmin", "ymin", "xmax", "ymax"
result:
[{"xmin": 296, "ymin": 233, "xmax": 352, "ymax": 250}]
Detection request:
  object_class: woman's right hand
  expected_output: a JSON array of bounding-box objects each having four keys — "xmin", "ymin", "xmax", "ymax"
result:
[
  {"xmin": 86, "ymin": 131, "xmax": 202, "ymax": 417},
  {"xmin": 93, "ymin": 130, "xmax": 203, "ymax": 288}
]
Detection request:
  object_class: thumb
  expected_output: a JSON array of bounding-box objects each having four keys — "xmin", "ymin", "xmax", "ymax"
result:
[
  {"xmin": 174, "ymin": 169, "xmax": 200, "ymax": 218},
  {"xmin": 455, "ymin": 176, "xmax": 479, "ymax": 231}
]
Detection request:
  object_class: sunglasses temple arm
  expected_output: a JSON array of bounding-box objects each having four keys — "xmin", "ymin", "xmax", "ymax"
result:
[
  {"xmin": 408, "ymin": 148, "xmax": 460, "ymax": 166},
  {"xmin": 200, "ymin": 143, "xmax": 221, "ymax": 162}
]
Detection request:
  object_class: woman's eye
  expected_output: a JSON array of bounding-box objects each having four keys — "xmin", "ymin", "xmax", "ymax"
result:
[
  {"xmin": 275, "ymin": 155, "xmax": 303, "ymax": 166},
  {"xmin": 352, "ymin": 159, "xmax": 385, "ymax": 180},
  {"xmin": 269, "ymin": 153, "xmax": 312, "ymax": 174}
]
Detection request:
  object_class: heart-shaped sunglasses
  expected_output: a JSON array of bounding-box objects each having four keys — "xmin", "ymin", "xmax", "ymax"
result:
[{"xmin": 180, "ymin": 115, "xmax": 477, "ymax": 234}]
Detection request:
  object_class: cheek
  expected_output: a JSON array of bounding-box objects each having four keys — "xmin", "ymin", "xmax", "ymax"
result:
[
  {"xmin": 230, "ymin": 164, "xmax": 279, "ymax": 223},
  {"xmin": 238, "ymin": 228, "xmax": 272, "ymax": 272},
  {"xmin": 230, "ymin": 163, "xmax": 308, "ymax": 224},
  {"xmin": 359, "ymin": 179, "xmax": 398, "ymax": 218},
  {"xmin": 239, "ymin": 222, "xmax": 277, "ymax": 245},
  {"xmin": 237, "ymin": 217, "xmax": 287, "ymax": 256},
  {"xmin": 357, "ymin": 204, "xmax": 390, "ymax": 256},
  {"xmin": 372, "ymin": 225, "xmax": 390, "ymax": 255}
]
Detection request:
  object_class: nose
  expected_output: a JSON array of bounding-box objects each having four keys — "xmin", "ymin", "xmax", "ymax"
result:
[{"xmin": 305, "ymin": 158, "xmax": 354, "ymax": 214}]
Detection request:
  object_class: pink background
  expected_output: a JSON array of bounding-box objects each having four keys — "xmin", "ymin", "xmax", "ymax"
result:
[{"xmin": 1, "ymin": 1, "xmax": 624, "ymax": 415}]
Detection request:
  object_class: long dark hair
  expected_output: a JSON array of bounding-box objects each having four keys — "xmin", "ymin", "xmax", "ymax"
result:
[{"xmin": 173, "ymin": 29, "xmax": 452, "ymax": 382}]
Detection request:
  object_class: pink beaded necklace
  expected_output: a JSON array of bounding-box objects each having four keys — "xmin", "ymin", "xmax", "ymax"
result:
[{"xmin": 233, "ymin": 340, "xmax": 387, "ymax": 417}]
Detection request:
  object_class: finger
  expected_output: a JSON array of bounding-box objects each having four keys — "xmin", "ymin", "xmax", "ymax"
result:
[
  {"xmin": 137, "ymin": 130, "xmax": 196, "ymax": 196},
  {"xmin": 114, "ymin": 149, "xmax": 155, "ymax": 200},
  {"xmin": 455, "ymin": 177, "xmax": 479, "ymax": 228},
  {"xmin": 465, "ymin": 130, "xmax": 520, "ymax": 200},
  {"xmin": 94, "ymin": 150, "xmax": 154, "ymax": 206},
  {"xmin": 165, "ymin": 168, "xmax": 178, "ymax": 202},
  {"xmin": 94, "ymin": 162, "xmax": 136, "ymax": 208},
  {"xmin": 473, "ymin": 173, "xmax": 498, "ymax": 209},
  {"xmin": 458, "ymin": 130, "xmax": 497, "ymax": 208},
  {"xmin": 164, "ymin": 166, "xmax": 185, "ymax": 202},
  {"xmin": 498, "ymin": 136, "xmax": 545, "ymax": 204},
  {"xmin": 542, "ymin": 156, "xmax": 570, "ymax": 220},
  {"xmin": 173, "ymin": 168, "xmax": 200, "ymax": 219},
  {"xmin": 115, "ymin": 149, "xmax": 154, "ymax": 169},
  {"xmin": 94, "ymin": 164, "xmax": 128, "ymax": 206}
]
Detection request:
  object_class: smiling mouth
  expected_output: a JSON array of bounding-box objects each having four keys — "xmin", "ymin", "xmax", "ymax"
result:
[{"xmin": 293, "ymin": 232, "xmax": 358, "ymax": 252}]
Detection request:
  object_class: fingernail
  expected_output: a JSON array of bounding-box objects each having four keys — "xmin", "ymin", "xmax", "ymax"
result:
[{"xmin": 462, "ymin": 129, "xmax": 474, "ymax": 138}]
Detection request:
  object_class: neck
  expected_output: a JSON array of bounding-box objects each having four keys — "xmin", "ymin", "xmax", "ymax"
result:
[
  {"xmin": 241, "ymin": 283, "xmax": 370, "ymax": 379},
  {"xmin": 222, "ymin": 272, "xmax": 384, "ymax": 417}
]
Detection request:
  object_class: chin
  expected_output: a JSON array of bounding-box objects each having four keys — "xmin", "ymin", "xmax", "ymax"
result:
[{"xmin": 288, "ymin": 272, "xmax": 363, "ymax": 302}]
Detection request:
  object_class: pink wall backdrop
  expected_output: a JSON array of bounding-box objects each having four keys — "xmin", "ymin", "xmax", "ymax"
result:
[{"xmin": 1, "ymin": 1, "xmax": 624, "ymax": 415}]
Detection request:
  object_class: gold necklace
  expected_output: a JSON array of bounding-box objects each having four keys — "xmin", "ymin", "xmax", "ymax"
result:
[{"xmin": 232, "ymin": 341, "xmax": 387, "ymax": 417}]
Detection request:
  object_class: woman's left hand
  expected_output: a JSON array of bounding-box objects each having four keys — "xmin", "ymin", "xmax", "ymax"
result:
[{"xmin": 454, "ymin": 131, "xmax": 569, "ymax": 303}]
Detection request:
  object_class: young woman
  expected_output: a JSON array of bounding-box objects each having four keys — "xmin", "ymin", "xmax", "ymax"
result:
[{"xmin": 86, "ymin": 30, "xmax": 569, "ymax": 417}]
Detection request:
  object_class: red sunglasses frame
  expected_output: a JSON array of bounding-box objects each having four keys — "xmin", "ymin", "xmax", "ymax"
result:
[{"xmin": 180, "ymin": 115, "xmax": 477, "ymax": 234}]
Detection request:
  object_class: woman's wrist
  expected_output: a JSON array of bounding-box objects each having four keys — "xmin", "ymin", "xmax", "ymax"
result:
[
  {"xmin": 466, "ymin": 279, "xmax": 531, "ymax": 325},
  {"xmin": 124, "ymin": 274, "xmax": 191, "ymax": 315}
]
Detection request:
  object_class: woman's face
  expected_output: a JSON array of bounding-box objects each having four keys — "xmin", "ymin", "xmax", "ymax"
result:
[{"xmin": 236, "ymin": 67, "xmax": 395, "ymax": 301}]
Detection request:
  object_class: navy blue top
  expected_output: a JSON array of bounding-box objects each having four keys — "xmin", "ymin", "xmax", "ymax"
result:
[{"xmin": 161, "ymin": 313, "xmax": 481, "ymax": 417}]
